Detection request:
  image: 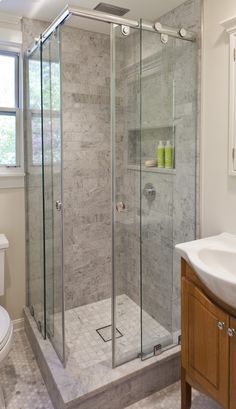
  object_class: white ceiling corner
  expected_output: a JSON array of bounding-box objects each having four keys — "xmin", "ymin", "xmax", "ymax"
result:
[{"xmin": 0, "ymin": 0, "xmax": 186, "ymax": 27}]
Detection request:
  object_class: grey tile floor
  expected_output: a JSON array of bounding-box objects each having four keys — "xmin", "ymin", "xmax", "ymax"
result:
[
  {"xmin": 54, "ymin": 294, "xmax": 172, "ymax": 370},
  {"xmin": 1, "ymin": 330, "xmax": 53, "ymax": 409},
  {"xmin": 0, "ymin": 329, "xmax": 223, "ymax": 409},
  {"xmin": 127, "ymin": 382, "xmax": 223, "ymax": 409}
]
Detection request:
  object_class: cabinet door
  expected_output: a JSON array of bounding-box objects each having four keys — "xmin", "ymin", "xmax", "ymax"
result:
[
  {"xmin": 182, "ymin": 278, "xmax": 229, "ymax": 408},
  {"xmin": 230, "ymin": 317, "xmax": 236, "ymax": 409}
]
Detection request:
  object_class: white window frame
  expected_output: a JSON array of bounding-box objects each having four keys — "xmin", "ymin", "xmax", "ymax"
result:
[{"xmin": 0, "ymin": 43, "xmax": 24, "ymax": 186}]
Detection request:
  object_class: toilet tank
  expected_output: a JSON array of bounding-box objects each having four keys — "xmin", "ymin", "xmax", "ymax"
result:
[{"xmin": 0, "ymin": 234, "xmax": 9, "ymax": 297}]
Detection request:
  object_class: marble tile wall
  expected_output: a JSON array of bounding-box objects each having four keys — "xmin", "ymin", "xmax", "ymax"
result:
[{"xmin": 60, "ymin": 25, "xmax": 112, "ymax": 309}]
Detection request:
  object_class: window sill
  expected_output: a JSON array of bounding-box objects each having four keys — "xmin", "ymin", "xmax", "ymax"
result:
[{"xmin": 0, "ymin": 173, "xmax": 25, "ymax": 188}]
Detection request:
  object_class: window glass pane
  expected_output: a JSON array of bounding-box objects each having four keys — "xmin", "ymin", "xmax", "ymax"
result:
[
  {"xmin": 0, "ymin": 113, "xmax": 16, "ymax": 165},
  {"xmin": 42, "ymin": 61, "xmax": 60, "ymax": 111},
  {"xmin": 29, "ymin": 59, "xmax": 41, "ymax": 110},
  {"xmin": 0, "ymin": 54, "xmax": 16, "ymax": 108},
  {"xmin": 29, "ymin": 60, "xmax": 60, "ymax": 111}
]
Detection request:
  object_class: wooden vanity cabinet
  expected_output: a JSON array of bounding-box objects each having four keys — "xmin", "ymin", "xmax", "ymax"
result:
[
  {"xmin": 230, "ymin": 317, "xmax": 236, "ymax": 409},
  {"xmin": 181, "ymin": 259, "xmax": 236, "ymax": 409}
]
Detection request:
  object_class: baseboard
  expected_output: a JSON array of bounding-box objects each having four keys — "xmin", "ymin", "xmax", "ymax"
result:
[{"xmin": 13, "ymin": 317, "xmax": 24, "ymax": 332}]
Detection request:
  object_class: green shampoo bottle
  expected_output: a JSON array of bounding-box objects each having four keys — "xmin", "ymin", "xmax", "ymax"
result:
[
  {"xmin": 157, "ymin": 140, "xmax": 165, "ymax": 168},
  {"xmin": 165, "ymin": 140, "xmax": 174, "ymax": 169}
]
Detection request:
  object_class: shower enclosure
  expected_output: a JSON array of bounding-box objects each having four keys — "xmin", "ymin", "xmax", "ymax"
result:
[{"xmin": 25, "ymin": 5, "xmax": 198, "ymax": 368}]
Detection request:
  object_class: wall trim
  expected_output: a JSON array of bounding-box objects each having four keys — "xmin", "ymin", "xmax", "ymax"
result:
[
  {"xmin": 0, "ymin": 175, "xmax": 25, "ymax": 189},
  {"xmin": 221, "ymin": 15, "xmax": 236, "ymax": 33},
  {"xmin": 13, "ymin": 317, "xmax": 24, "ymax": 332},
  {"xmin": 0, "ymin": 12, "xmax": 22, "ymax": 26},
  {"xmin": 199, "ymin": 0, "xmax": 205, "ymax": 239}
]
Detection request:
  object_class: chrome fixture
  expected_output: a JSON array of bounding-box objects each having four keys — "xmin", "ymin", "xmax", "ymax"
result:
[
  {"xmin": 27, "ymin": 4, "xmax": 196, "ymax": 56},
  {"xmin": 179, "ymin": 28, "xmax": 187, "ymax": 38},
  {"xmin": 217, "ymin": 321, "xmax": 225, "ymax": 330},
  {"xmin": 55, "ymin": 200, "xmax": 62, "ymax": 212},
  {"xmin": 161, "ymin": 33, "xmax": 168, "ymax": 44},
  {"xmin": 116, "ymin": 201, "xmax": 126, "ymax": 212},
  {"xmin": 154, "ymin": 22, "xmax": 196, "ymax": 42},
  {"xmin": 121, "ymin": 25, "xmax": 130, "ymax": 36},
  {"xmin": 94, "ymin": 3, "xmax": 130, "ymax": 17},
  {"xmin": 143, "ymin": 183, "xmax": 156, "ymax": 201}
]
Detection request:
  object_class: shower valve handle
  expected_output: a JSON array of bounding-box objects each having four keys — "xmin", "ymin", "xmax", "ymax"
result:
[
  {"xmin": 116, "ymin": 201, "xmax": 126, "ymax": 212},
  {"xmin": 56, "ymin": 200, "xmax": 62, "ymax": 212}
]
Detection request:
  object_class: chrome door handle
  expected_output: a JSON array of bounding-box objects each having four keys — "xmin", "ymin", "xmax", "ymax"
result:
[
  {"xmin": 55, "ymin": 200, "xmax": 62, "ymax": 212},
  {"xmin": 217, "ymin": 321, "xmax": 225, "ymax": 330},
  {"xmin": 227, "ymin": 328, "xmax": 236, "ymax": 337}
]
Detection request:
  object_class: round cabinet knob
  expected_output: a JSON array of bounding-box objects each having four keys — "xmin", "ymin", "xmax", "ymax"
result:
[
  {"xmin": 217, "ymin": 321, "xmax": 225, "ymax": 330},
  {"xmin": 227, "ymin": 328, "xmax": 236, "ymax": 337}
]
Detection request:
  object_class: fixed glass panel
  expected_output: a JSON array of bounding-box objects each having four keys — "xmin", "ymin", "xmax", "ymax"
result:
[
  {"xmin": 0, "ymin": 53, "xmax": 18, "ymax": 108},
  {"xmin": 0, "ymin": 113, "xmax": 17, "ymax": 165},
  {"xmin": 42, "ymin": 29, "xmax": 65, "ymax": 362},
  {"xmin": 171, "ymin": 37, "xmax": 197, "ymax": 340},
  {"xmin": 25, "ymin": 46, "xmax": 45, "ymax": 337},
  {"xmin": 111, "ymin": 23, "xmax": 141, "ymax": 367}
]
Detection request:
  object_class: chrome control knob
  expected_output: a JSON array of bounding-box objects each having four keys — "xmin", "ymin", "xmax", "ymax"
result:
[
  {"xmin": 217, "ymin": 321, "xmax": 225, "ymax": 330},
  {"xmin": 55, "ymin": 200, "xmax": 62, "ymax": 211},
  {"xmin": 116, "ymin": 201, "xmax": 126, "ymax": 212},
  {"xmin": 227, "ymin": 328, "xmax": 236, "ymax": 337}
]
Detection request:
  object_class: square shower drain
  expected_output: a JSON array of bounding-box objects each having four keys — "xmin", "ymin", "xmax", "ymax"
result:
[{"xmin": 96, "ymin": 325, "xmax": 123, "ymax": 342}]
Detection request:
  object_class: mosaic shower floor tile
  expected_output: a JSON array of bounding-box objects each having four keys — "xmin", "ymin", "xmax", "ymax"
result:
[{"xmin": 54, "ymin": 294, "xmax": 172, "ymax": 369}]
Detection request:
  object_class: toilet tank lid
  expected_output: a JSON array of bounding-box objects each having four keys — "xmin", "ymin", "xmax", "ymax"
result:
[{"xmin": 0, "ymin": 234, "xmax": 9, "ymax": 250}]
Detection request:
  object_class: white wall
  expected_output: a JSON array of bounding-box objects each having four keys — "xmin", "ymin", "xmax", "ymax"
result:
[
  {"xmin": 0, "ymin": 188, "xmax": 25, "ymax": 320},
  {"xmin": 0, "ymin": 15, "xmax": 25, "ymax": 321},
  {"xmin": 201, "ymin": 0, "xmax": 236, "ymax": 236}
]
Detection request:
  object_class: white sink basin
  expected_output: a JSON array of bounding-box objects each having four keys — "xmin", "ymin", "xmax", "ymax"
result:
[{"xmin": 175, "ymin": 233, "xmax": 236, "ymax": 309}]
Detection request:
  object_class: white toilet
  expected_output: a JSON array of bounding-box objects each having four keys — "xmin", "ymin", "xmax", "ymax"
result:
[{"xmin": 0, "ymin": 235, "xmax": 13, "ymax": 408}]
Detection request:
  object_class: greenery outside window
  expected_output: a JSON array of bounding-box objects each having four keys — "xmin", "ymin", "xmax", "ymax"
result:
[{"xmin": 0, "ymin": 51, "xmax": 20, "ymax": 169}]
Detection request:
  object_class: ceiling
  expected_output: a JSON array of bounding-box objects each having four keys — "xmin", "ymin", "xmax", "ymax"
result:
[{"xmin": 0, "ymin": 0, "xmax": 186, "ymax": 26}]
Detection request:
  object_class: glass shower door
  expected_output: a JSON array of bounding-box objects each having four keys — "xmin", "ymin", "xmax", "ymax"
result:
[
  {"xmin": 111, "ymin": 23, "xmax": 141, "ymax": 367},
  {"xmin": 41, "ymin": 29, "xmax": 65, "ymax": 362},
  {"xmin": 26, "ymin": 45, "xmax": 45, "ymax": 337},
  {"xmin": 140, "ymin": 26, "xmax": 175, "ymax": 359}
]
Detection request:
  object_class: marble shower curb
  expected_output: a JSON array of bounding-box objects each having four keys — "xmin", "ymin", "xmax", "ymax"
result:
[{"xmin": 24, "ymin": 307, "xmax": 180, "ymax": 409}]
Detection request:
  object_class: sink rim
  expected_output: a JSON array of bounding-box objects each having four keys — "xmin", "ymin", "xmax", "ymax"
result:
[{"xmin": 175, "ymin": 232, "xmax": 236, "ymax": 309}]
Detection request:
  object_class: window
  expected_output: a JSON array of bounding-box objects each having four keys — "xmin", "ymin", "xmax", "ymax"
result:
[
  {"xmin": 28, "ymin": 58, "xmax": 61, "ymax": 167},
  {"xmin": 0, "ymin": 51, "xmax": 20, "ymax": 168}
]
